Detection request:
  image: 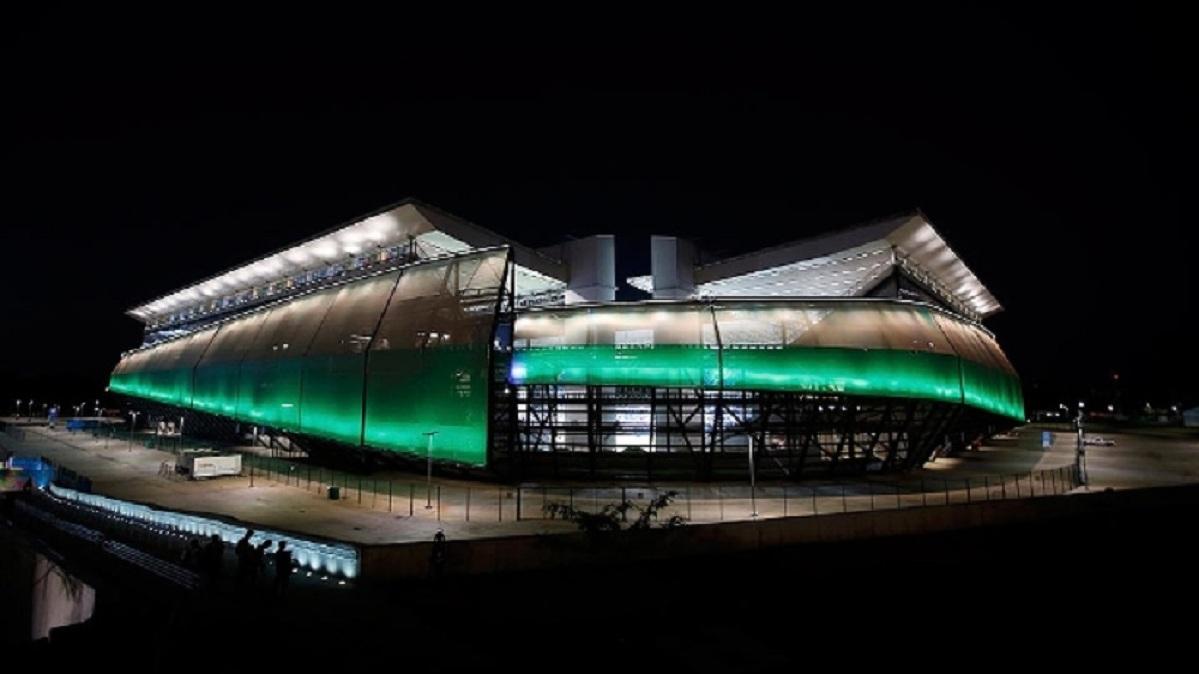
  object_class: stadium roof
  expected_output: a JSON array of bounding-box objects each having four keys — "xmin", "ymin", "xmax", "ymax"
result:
[
  {"xmin": 127, "ymin": 199, "xmax": 567, "ymax": 324},
  {"xmin": 626, "ymin": 211, "xmax": 1002, "ymax": 319}
]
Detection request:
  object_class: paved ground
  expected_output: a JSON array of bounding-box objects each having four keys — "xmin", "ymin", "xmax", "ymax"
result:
[
  {"xmin": 4, "ymin": 418, "xmax": 1197, "ymax": 545},
  {"xmin": 0, "ymin": 423, "xmax": 578, "ymax": 544},
  {"xmin": 916, "ymin": 423, "xmax": 1199, "ymax": 489}
]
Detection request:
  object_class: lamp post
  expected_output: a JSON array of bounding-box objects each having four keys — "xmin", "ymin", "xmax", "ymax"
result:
[
  {"xmin": 129, "ymin": 411, "xmax": 140, "ymax": 449},
  {"xmin": 748, "ymin": 434, "xmax": 758, "ymax": 518},
  {"xmin": 1075, "ymin": 402, "xmax": 1087, "ymax": 487},
  {"xmin": 423, "ymin": 431, "xmax": 439, "ymax": 510},
  {"xmin": 15, "ymin": 399, "xmax": 21, "ymax": 419}
]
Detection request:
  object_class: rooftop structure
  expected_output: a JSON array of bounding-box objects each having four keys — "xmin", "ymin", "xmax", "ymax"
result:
[
  {"xmin": 110, "ymin": 200, "xmax": 1023, "ymax": 480},
  {"xmin": 627, "ymin": 211, "xmax": 1001, "ymax": 321},
  {"xmin": 130, "ymin": 199, "xmax": 613, "ymax": 342}
]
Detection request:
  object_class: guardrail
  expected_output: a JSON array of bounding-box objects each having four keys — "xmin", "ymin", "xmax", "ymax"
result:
[
  {"xmin": 45, "ymin": 482, "xmax": 359, "ymax": 579},
  {"xmin": 7, "ymin": 448, "xmax": 360, "ymax": 580},
  {"xmin": 14, "ymin": 497, "xmax": 202, "ymax": 590},
  {"xmin": 242, "ymin": 451, "xmax": 1083, "ymax": 526}
]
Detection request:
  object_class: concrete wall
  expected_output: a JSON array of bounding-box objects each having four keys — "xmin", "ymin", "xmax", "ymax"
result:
[
  {"xmin": 564, "ymin": 235, "xmax": 616, "ymax": 303},
  {"xmin": 359, "ymin": 485, "xmax": 1199, "ymax": 582},
  {"xmin": 650, "ymin": 235, "xmax": 696, "ymax": 299}
]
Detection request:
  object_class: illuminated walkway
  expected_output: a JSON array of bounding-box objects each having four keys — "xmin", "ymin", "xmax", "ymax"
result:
[{"xmin": 4, "ymin": 420, "xmax": 1195, "ymax": 546}]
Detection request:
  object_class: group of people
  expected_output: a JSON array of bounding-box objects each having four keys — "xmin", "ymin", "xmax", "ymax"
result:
[
  {"xmin": 181, "ymin": 534, "xmax": 225, "ymax": 579},
  {"xmin": 180, "ymin": 529, "xmax": 295, "ymax": 595}
]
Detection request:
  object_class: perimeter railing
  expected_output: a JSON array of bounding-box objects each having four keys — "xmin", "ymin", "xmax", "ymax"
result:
[
  {"xmin": 3, "ymin": 422, "xmax": 1085, "ymax": 527},
  {"xmin": 240, "ymin": 451, "xmax": 1083, "ymax": 525}
]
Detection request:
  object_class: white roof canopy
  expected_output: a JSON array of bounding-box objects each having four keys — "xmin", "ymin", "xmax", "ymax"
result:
[
  {"xmin": 128, "ymin": 200, "xmax": 567, "ymax": 324},
  {"xmin": 627, "ymin": 212, "xmax": 1002, "ymax": 320}
]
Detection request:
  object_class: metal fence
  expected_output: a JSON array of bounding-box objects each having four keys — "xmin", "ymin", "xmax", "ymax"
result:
[
  {"xmin": 240, "ymin": 452, "xmax": 1083, "ymax": 525},
  {"xmin": 13, "ymin": 491, "xmax": 202, "ymax": 589},
  {"xmin": 5, "ymin": 419, "xmax": 1083, "ymax": 528},
  {"xmin": 1, "ymin": 423, "xmax": 27, "ymax": 442},
  {"xmin": 13, "ymin": 451, "xmax": 360, "ymax": 579}
]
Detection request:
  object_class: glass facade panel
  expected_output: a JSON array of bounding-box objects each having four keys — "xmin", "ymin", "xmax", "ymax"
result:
[
  {"xmin": 933, "ymin": 313, "xmax": 1024, "ymax": 420},
  {"xmin": 364, "ymin": 250, "xmax": 507, "ymax": 465},
  {"xmin": 132, "ymin": 345, "xmax": 175, "ymax": 402},
  {"xmin": 161, "ymin": 328, "xmax": 218, "ymax": 406},
  {"xmin": 111, "ymin": 352, "xmax": 132, "ymax": 377},
  {"xmin": 298, "ymin": 271, "xmax": 402, "ymax": 444},
  {"xmin": 107, "ymin": 329, "xmax": 217, "ymax": 406},
  {"xmin": 512, "ymin": 303, "xmax": 719, "ymax": 388},
  {"xmin": 510, "ymin": 301, "xmax": 1022, "ymax": 421},
  {"xmin": 235, "ymin": 290, "xmax": 337, "ymax": 428},
  {"xmin": 108, "ymin": 349, "xmax": 151, "ymax": 398},
  {"xmin": 192, "ymin": 311, "xmax": 271, "ymax": 416},
  {"xmin": 716, "ymin": 302, "xmax": 962, "ymax": 403}
]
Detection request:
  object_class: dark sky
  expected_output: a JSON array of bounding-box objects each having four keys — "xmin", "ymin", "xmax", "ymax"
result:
[{"xmin": 2, "ymin": 7, "xmax": 1194, "ymax": 411}]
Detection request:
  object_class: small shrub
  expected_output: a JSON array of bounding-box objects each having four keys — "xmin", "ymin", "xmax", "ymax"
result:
[{"xmin": 546, "ymin": 490, "xmax": 685, "ymax": 533}]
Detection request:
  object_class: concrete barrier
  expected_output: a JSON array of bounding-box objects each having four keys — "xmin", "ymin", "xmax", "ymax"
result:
[{"xmin": 359, "ymin": 484, "xmax": 1199, "ymax": 582}]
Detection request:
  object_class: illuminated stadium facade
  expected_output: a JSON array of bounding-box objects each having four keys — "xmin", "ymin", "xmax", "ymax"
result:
[{"xmin": 109, "ymin": 199, "xmax": 1023, "ymax": 480}]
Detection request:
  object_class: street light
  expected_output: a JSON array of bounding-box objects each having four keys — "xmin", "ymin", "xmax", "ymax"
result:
[
  {"xmin": 748, "ymin": 434, "xmax": 758, "ymax": 518},
  {"xmin": 129, "ymin": 411, "xmax": 140, "ymax": 449},
  {"xmin": 1075, "ymin": 406, "xmax": 1088, "ymax": 487},
  {"xmin": 423, "ymin": 431, "xmax": 439, "ymax": 510}
]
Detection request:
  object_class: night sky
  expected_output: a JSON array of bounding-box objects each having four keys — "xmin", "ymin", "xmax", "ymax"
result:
[{"xmin": 2, "ymin": 8, "xmax": 1193, "ymax": 412}]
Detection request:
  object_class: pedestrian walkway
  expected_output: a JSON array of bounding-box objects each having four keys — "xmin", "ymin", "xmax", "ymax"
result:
[
  {"xmin": 1, "ymin": 424, "xmax": 574, "ymax": 544},
  {"xmin": 6, "ymin": 421, "xmax": 1187, "ymax": 547}
]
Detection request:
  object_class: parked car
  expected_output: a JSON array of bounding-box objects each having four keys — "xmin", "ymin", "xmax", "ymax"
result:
[{"xmin": 1084, "ymin": 435, "xmax": 1116, "ymax": 446}]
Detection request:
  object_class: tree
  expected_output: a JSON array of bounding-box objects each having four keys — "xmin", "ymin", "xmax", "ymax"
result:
[{"xmin": 545, "ymin": 490, "xmax": 686, "ymax": 533}]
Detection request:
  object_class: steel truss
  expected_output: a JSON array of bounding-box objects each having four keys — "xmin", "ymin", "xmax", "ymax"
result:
[{"xmin": 490, "ymin": 383, "xmax": 1003, "ymax": 481}]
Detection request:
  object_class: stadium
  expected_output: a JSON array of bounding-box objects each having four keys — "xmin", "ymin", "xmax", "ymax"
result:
[{"xmin": 108, "ymin": 199, "xmax": 1024, "ymax": 480}]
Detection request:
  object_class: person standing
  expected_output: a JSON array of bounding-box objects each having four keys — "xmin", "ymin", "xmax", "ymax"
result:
[
  {"xmin": 430, "ymin": 529, "xmax": 447, "ymax": 580},
  {"xmin": 181, "ymin": 538, "xmax": 202, "ymax": 570},
  {"xmin": 273, "ymin": 541, "xmax": 294, "ymax": 596},
  {"xmin": 202, "ymin": 534, "xmax": 224, "ymax": 583},
  {"xmin": 235, "ymin": 529, "xmax": 256, "ymax": 589},
  {"xmin": 252, "ymin": 539, "xmax": 272, "ymax": 589}
]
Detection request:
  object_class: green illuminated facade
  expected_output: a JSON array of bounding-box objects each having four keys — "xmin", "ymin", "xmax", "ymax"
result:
[
  {"xmin": 109, "ymin": 202, "xmax": 1025, "ymax": 480},
  {"xmin": 111, "ymin": 251, "xmax": 1023, "ymax": 475},
  {"xmin": 111, "ymin": 249, "xmax": 508, "ymax": 467},
  {"xmin": 509, "ymin": 301, "xmax": 1023, "ymax": 422}
]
